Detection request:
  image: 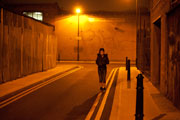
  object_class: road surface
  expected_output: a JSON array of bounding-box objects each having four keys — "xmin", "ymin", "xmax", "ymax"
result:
[{"xmin": 0, "ymin": 63, "xmax": 121, "ymax": 120}]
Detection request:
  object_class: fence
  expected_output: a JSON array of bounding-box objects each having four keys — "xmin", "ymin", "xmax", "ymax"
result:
[{"xmin": 0, "ymin": 8, "xmax": 57, "ymax": 83}]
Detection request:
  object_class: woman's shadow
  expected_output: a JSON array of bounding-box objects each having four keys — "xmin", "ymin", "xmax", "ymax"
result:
[{"xmin": 64, "ymin": 94, "xmax": 99, "ymax": 120}]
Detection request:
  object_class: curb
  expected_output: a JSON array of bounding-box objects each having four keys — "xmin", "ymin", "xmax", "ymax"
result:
[
  {"xmin": 0, "ymin": 66, "xmax": 80, "ymax": 102},
  {"xmin": 57, "ymin": 61, "xmax": 136, "ymax": 65}
]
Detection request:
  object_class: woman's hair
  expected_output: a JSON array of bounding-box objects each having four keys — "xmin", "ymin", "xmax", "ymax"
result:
[{"xmin": 99, "ymin": 48, "xmax": 105, "ymax": 53}]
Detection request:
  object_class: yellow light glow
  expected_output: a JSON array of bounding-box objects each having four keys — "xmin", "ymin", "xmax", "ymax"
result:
[
  {"xmin": 67, "ymin": 15, "xmax": 89, "ymax": 24},
  {"xmin": 88, "ymin": 18, "xmax": 95, "ymax": 22},
  {"xmin": 76, "ymin": 8, "xmax": 81, "ymax": 14}
]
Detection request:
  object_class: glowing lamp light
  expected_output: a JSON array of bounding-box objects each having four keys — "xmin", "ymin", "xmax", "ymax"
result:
[
  {"xmin": 76, "ymin": 8, "xmax": 81, "ymax": 14},
  {"xmin": 88, "ymin": 18, "xmax": 95, "ymax": 22}
]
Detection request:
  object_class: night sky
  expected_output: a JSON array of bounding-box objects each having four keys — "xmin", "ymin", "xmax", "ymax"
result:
[{"xmin": 2, "ymin": 0, "xmax": 136, "ymax": 12}]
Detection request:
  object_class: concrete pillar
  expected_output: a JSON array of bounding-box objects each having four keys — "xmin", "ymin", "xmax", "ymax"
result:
[{"xmin": 160, "ymin": 14, "xmax": 168, "ymax": 95}]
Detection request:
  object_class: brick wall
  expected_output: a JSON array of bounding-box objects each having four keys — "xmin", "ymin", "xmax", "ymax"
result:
[{"xmin": 0, "ymin": 8, "xmax": 57, "ymax": 83}]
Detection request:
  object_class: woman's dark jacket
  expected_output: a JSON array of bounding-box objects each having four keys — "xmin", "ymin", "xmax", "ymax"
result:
[{"xmin": 96, "ymin": 54, "xmax": 109, "ymax": 69}]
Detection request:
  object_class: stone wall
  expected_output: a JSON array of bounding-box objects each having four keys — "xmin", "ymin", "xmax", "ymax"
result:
[
  {"xmin": 55, "ymin": 13, "xmax": 136, "ymax": 62},
  {"xmin": 0, "ymin": 8, "xmax": 57, "ymax": 83}
]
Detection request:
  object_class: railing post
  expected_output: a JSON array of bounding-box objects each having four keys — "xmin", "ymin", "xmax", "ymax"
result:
[
  {"xmin": 127, "ymin": 59, "xmax": 130, "ymax": 80},
  {"xmin": 135, "ymin": 74, "xmax": 144, "ymax": 120}
]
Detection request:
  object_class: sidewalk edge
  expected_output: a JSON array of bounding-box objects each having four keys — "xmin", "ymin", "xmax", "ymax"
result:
[{"xmin": 0, "ymin": 66, "xmax": 80, "ymax": 101}]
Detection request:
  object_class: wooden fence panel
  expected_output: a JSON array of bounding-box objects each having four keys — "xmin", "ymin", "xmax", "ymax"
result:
[
  {"xmin": 42, "ymin": 34, "xmax": 47, "ymax": 71},
  {"xmin": 38, "ymin": 33, "xmax": 43, "ymax": 72},
  {"xmin": 9, "ymin": 27, "xmax": 21, "ymax": 80},
  {"xmin": 0, "ymin": 9, "xmax": 56, "ymax": 83},
  {"xmin": 2, "ymin": 25, "xmax": 10, "ymax": 82},
  {"xmin": 0, "ymin": 22, "xmax": 2, "ymax": 83},
  {"xmin": 22, "ymin": 29, "xmax": 28, "ymax": 76},
  {"xmin": 0, "ymin": 9, "xmax": 3, "ymax": 83}
]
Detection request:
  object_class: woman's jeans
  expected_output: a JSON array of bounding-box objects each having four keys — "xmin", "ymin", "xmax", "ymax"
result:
[{"xmin": 98, "ymin": 68, "xmax": 107, "ymax": 83}]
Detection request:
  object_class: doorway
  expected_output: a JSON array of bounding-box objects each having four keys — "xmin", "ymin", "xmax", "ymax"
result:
[{"xmin": 153, "ymin": 18, "xmax": 161, "ymax": 86}]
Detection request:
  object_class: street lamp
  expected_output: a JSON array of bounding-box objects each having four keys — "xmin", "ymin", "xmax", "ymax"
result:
[
  {"xmin": 76, "ymin": 8, "xmax": 81, "ymax": 61},
  {"xmin": 76, "ymin": 8, "xmax": 81, "ymax": 14}
]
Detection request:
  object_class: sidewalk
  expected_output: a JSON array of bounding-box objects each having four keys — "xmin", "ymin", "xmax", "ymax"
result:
[
  {"xmin": 0, "ymin": 64, "xmax": 79, "ymax": 99},
  {"xmin": 110, "ymin": 67, "xmax": 180, "ymax": 120},
  {"xmin": 58, "ymin": 61, "xmax": 136, "ymax": 65}
]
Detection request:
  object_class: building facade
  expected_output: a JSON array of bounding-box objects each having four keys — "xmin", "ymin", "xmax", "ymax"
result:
[
  {"xmin": 138, "ymin": 0, "xmax": 180, "ymax": 109},
  {"xmin": 166, "ymin": 0, "xmax": 180, "ymax": 108},
  {"xmin": 4, "ymin": 3, "xmax": 62, "ymax": 25},
  {"xmin": 136, "ymin": 0, "xmax": 151, "ymax": 75}
]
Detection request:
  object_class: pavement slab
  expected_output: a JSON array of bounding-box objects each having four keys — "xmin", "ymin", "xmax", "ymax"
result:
[{"xmin": 110, "ymin": 67, "xmax": 180, "ymax": 120}]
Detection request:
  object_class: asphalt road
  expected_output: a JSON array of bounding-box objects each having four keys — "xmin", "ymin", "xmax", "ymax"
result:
[{"xmin": 0, "ymin": 63, "xmax": 121, "ymax": 120}]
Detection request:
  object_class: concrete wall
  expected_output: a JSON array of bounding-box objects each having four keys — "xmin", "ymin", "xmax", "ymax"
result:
[
  {"xmin": 0, "ymin": 8, "xmax": 57, "ymax": 83},
  {"xmin": 55, "ymin": 13, "xmax": 136, "ymax": 62}
]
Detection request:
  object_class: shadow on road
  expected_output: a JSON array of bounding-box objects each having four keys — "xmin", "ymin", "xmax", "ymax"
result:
[
  {"xmin": 152, "ymin": 114, "xmax": 166, "ymax": 120},
  {"xmin": 65, "ymin": 94, "xmax": 98, "ymax": 120}
]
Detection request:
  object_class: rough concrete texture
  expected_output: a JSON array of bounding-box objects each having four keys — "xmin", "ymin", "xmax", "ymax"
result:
[{"xmin": 55, "ymin": 13, "xmax": 136, "ymax": 61}]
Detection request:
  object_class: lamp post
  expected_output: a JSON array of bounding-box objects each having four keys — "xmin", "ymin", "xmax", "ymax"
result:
[{"xmin": 76, "ymin": 8, "xmax": 81, "ymax": 61}]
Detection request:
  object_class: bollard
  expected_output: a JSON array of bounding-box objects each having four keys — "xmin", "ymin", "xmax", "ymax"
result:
[
  {"xmin": 127, "ymin": 59, "xmax": 130, "ymax": 80},
  {"xmin": 135, "ymin": 74, "xmax": 144, "ymax": 120},
  {"xmin": 126, "ymin": 57, "xmax": 128, "ymax": 70}
]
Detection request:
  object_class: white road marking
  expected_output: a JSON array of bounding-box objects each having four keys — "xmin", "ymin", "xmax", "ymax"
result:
[
  {"xmin": 85, "ymin": 68, "xmax": 118, "ymax": 120},
  {"xmin": 0, "ymin": 66, "xmax": 83, "ymax": 109},
  {"xmin": 94, "ymin": 68, "xmax": 118, "ymax": 120}
]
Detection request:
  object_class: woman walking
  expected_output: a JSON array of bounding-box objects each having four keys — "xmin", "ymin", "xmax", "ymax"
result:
[{"xmin": 96, "ymin": 48, "xmax": 109, "ymax": 91}]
